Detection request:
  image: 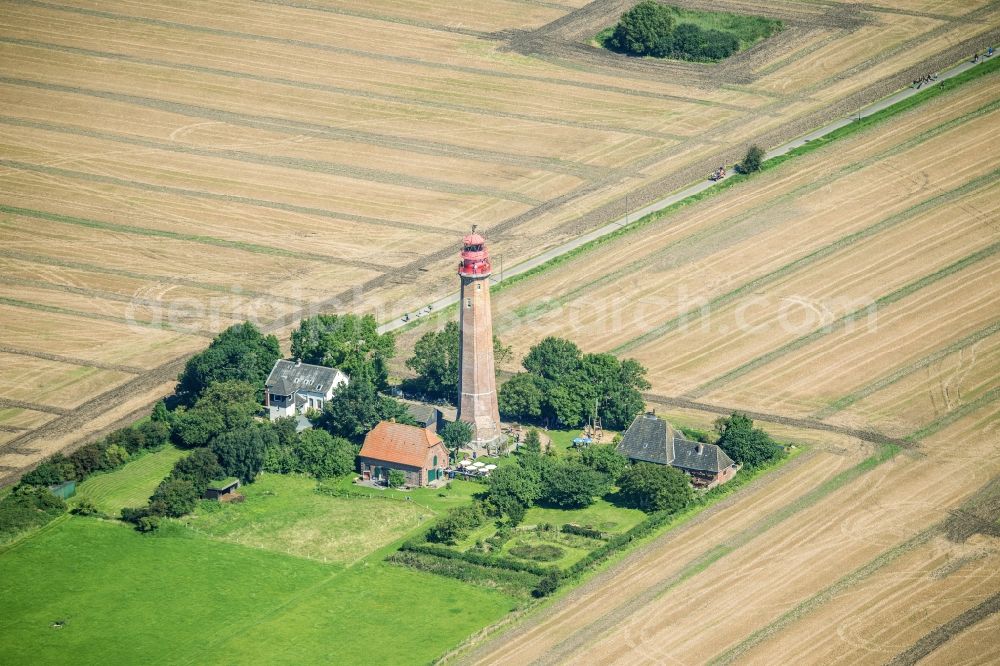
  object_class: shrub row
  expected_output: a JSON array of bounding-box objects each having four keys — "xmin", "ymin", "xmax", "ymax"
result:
[
  {"xmin": 0, "ymin": 485, "xmax": 67, "ymax": 542},
  {"xmin": 19, "ymin": 420, "xmax": 170, "ymax": 488},
  {"xmin": 399, "ymin": 540, "xmax": 553, "ymax": 577},
  {"xmin": 565, "ymin": 508, "xmax": 678, "ymax": 579},
  {"xmin": 387, "ymin": 550, "xmax": 540, "ymax": 598},
  {"xmin": 561, "ymin": 523, "xmax": 608, "ymax": 540}
]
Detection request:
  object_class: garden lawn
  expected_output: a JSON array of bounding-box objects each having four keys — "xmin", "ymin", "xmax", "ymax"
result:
[
  {"xmin": 186, "ymin": 474, "xmax": 432, "ymax": 564},
  {"xmin": 523, "ymin": 497, "xmax": 646, "ymax": 535},
  {"xmin": 0, "ymin": 516, "xmax": 515, "ymax": 665},
  {"xmin": 72, "ymin": 445, "xmax": 186, "ymax": 515}
]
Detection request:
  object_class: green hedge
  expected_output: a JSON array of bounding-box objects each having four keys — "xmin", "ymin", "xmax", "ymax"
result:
[
  {"xmin": 399, "ymin": 540, "xmax": 552, "ymax": 577},
  {"xmin": 561, "ymin": 523, "xmax": 608, "ymax": 540},
  {"xmin": 387, "ymin": 550, "xmax": 540, "ymax": 598}
]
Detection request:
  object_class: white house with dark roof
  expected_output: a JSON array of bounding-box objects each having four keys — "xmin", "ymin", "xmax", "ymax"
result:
[
  {"xmin": 617, "ymin": 412, "xmax": 739, "ymax": 489},
  {"xmin": 264, "ymin": 359, "xmax": 348, "ymax": 421}
]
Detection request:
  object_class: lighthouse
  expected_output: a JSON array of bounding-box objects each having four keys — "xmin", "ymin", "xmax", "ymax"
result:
[{"xmin": 456, "ymin": 228, "xmax": 504, "ymax": 454}]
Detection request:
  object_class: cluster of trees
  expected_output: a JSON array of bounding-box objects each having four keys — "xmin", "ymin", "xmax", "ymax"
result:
[
  {"xmin": 715, "ymin": 412, "xmax": 784, "ymax": 468},
  {"xmin": 312, "ymin": 379, "xmax": 413, "ymax": 443},
  {"xmin": 606, "ymin": 1, "xmax": 740, "ymax": 61},
  {"xmin": 291, "ymin": 314, "xmax": 395, "ymax": 389},
  {"xmin": 20, "ymin": 419, "xmax": 171, "ymax": 488},
  {"xmin": 738, "ymin": 144, "xmax": 766, "ymax": 173},
  {"xmin": 0, "ymin": 484, "xmax": 67, "ymax": 541},
  {"xmin": 175, "ymin": 322, "xmax": 281, "ymax": 405},
  {"xmin": 498, "ymin": 337, "xmax": 649, "ymax": 430},
  {"xmin": 405, "ymin": 321, "xmax": 512, "ymax": 401}
]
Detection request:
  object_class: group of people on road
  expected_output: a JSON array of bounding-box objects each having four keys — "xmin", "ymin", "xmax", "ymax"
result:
[
  {"xmin": 972, "ymin": 47, "xmax": 994, "ymax": 64},
  {"xmin": 710, "ymin": 165, "xmax": 727, "ymax": 181},
  {"xmin": 911, "ymin": 72, "xmax": 938, "ymax": 89}
]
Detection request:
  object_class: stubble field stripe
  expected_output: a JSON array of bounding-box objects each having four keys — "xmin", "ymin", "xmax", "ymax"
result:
[
  {"xmin": 12, "ymin": 0, "xmax": 740, "ymax": 109},
  {"xmin": 904, "ymin": 386, "xmax": 1000, "ymax": 443},
  {"xmin": 0, "ymin": 116, "xmax": 542, "ymax": 207},
  {"xmin": 507, "ymin": 96, "xmax": 1000, "ymax": 325},
  {"xmin": 705, "ymin": 525, "xmax": 941, "ymax": 666},
  {"xmin": 612, "ymin": 168, "xmax": 1000, "ymax": 355},
  {"xmin": 0, "ymin": 37, "xmax": 684, "ymax": 142},
  {"xmin": 0, "ymin": 276, "xmax": 269, "ymax": 327},
  {"xmin": 0, "ymin": 398, "xmax": 69, "ymax": 416},
  {"xmin": 529, "ymin": 441, "xmax": 905, "ymax": 666},
  {"xmin": 886, "ymin": 591, "xmax": 1000, "ymax": 666},
  {"xmin": 0, "ymin": 248, "xmax": 307, "ymax": 307},
  {"xmin": 813, "ymin": 321, "xmax": 1000, "ymax": 418},
  {"xmin": 251, "ymin": 0, "xmax": 493, "ymax": 37},
  {"xmin": 0, "ymin": 295, "xmax": 214, "ymax": 338},
  {"xmin": 0, "ymin": 201, "xmax": 384, "ymax": 271},
  {"xmin": 0, "ymin": 76, "xmax": 597, "ymax": 180},
  {"xmin": 0, "ymin": 345, "xmax": 145, "ymax": 375},
  {"xmin": 686, "ymin": 243, "xmax": 1000, "ymax": 398}
]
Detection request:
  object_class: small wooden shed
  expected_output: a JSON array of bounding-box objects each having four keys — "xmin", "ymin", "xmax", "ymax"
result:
[{"xmin": 204, "ymin": 478, "xmax": 241, "ymax": 500}]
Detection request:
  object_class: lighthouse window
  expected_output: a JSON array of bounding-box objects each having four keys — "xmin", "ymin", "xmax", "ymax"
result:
[
  {"xmin": 465, "ymin": 298, "xmax": 472, "ymax": 308},
  {"xmin": 476, "ymin": 283, "xmax": 482, "ymax": 291}
]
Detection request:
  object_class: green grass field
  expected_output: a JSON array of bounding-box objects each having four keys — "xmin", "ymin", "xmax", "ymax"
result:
[
  {"xmin": 72, "ymin": 445, "xmax": 187, "ymax": 515},
  {"xmin": 0, "ymin": 517, "xmax": 514, "ymax": 664},
  {"xmin": 187, "ymin": 475, "xmax": 432, "ymax": 564}
]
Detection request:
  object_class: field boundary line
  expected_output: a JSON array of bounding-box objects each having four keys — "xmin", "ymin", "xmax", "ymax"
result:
[
  {"xmin": 0, "ymin": 398, "xmax": 69, "ymax": 416},
  {"xmin": 12, "ymin": 0, "xmax": 742, "ymax": 108},
  {"xmin": 686, "ymin": 242, "xmax": 1000, "ymax": 398},
  {"xmin": 385, "ymin": 56, "xmax": 1000, "ymax": 336},
  {"xmin": 706, "ymin": 524, "xmax": 940, "ymax": 665},
  {"xmin": 886, "ymin": 591, "xmax": 1000, "ymax": 665},
  {"xmin": 0, "ymin": 345, "xmax": 145, "ymax": 375},
  {"xmin": 505, "ymin": 95, "xmax": 1000, "ymax": 324},
  {"xmin": 904, "ymin": 386, "xmax": 1000, "ymax": 443},
  {"xmin": 0, "ymin": 36, "xmax": 684, "ymax": 144},
  {"xmin": 814, "ymin": 321, "xmax": 1000, "ymax": 418},
  {"xmin": 611, "ymin": 169, "xmax": 1000, "ymax": 355},
  {"xmin": 519, "ymin": 442, "xmax": 904, "ymax": 666},
  {"xmin": 0, "ymin": 295, "xmax": 214, "ymax": 338},
  {"xmin": 642, "ymin": 393, "xmax": 911, "ymax": 448},
  {"xmin": 0, "ymin": 202, "xmax": 382, "ymax": 272},
  {"xmin": 0, "ymin": 247, "xmax": 308, "ymax": 307}
]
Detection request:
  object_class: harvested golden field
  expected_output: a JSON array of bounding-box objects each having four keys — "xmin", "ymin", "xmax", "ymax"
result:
[{"xmin": 1, "ymin": 0, "xmax": 998, "ymax": 660}]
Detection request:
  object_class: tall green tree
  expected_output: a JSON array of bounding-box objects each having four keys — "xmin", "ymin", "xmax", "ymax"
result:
[
  {"xmin": 440, "ymin": 420, "xmax": 473, "ymax": 462},
  {"xmin": 313, "ymin": 380, "xmax": 413, "ymax": 443},
  {"xmin": 295, "ymin": 429, "xmax": 357, "ymax": 479},
  {"xmin": 290, "ymin": 314, "xmax": 395, "ymax": 389},
  {"xmin": 540, "ymin": 460, "xmax": 609, "ymax": 509},
  {"xmin": 406, "ymin": 321, "xmax": 512, "ymax": 401},
  {"xmin": 607, "ymin": 0, "xmax": 675, "ymax": 57},
  {"xmin": 170, "ymin": 448, "xmax": 224, "ymax": 495},
  {"xmin": 617, "ymin": 462, "xmax": 693, "ymax": 513},
  {"xmin": 176, "ymin": 322, "xmax": 280, "ymax": 405},
  {"xmin": 171, "ymin": 380, "xmax": 261, "ymax": 449},
  {"xmin": 484, "ymin": 464, "xmax": 542, "ymax": 517},
  {"xmin": 580, "ymin": 444, "xmax": 629, "ymax": 484},
  {"xmin": 210, "ymin": 425, "xmax": 273, "ymax": 483},
  {"xmin": 714, "ymin": 412, "xmax": 783, "ymax": 468}
]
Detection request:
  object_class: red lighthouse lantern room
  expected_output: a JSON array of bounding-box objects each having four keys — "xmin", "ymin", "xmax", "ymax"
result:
[{"xmin": 459, "ymin": 230, "xmax": 492, "ymax": 277}]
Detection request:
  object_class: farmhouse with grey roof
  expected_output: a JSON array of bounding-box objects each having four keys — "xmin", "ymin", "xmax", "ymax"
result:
[
  {"xmin": 617, "ymin": 412, "xmax": 739, "ymax": 489},
  {"xmin": 264, "ymin": 359, "xmax": 348, "ymax": 421}
]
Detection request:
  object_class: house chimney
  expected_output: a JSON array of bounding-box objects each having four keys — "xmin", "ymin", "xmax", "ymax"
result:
[
  {"xmin": 295, "ymin": 359, "xmax": 301, "ymax": 367},
  {"xmin": 696, "ymin": 443, "xmax": 704, "ymax": 454}
]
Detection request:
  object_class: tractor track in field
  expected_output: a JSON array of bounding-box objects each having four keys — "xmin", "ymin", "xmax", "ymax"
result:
[
  {"xmin": 0, "ymin": 38, "xmax": 689, "ymax": 143},
  {"xmin": 641, "ymin": 393, "xmax": 914, "ymax": 448},
  {"xmin": 887, "ymin": 592, "xmax": 1000, "ymax": 665},
  {"xmin": 2, "ymin": 1, "xmax": 997, "ymax": 489},
  {"xmin": 0, "ymin": 346, "xmax": 146, "ymax": 375},
  {"xmin": 13, "ymin": 0, "xmax": 734, "ymax": 107},
  {"xmin": 0, "ymin": 248, "xmax": 309, "ymax": 307}
]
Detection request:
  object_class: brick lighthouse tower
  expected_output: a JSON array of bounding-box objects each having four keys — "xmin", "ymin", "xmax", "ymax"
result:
[{"xmin": 457, "ymin": 228, "xmax": 503, "ymax": 454}]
